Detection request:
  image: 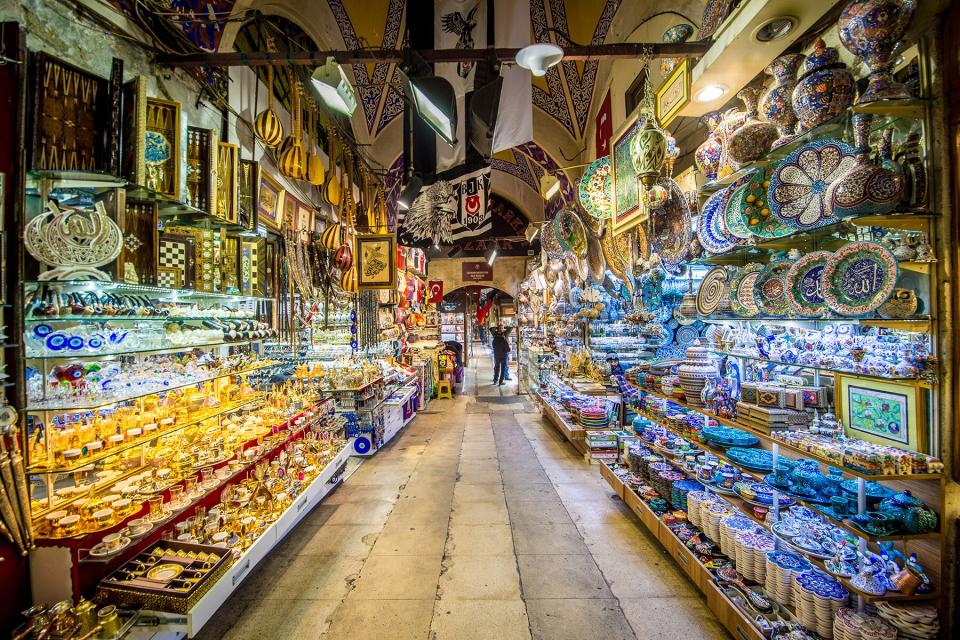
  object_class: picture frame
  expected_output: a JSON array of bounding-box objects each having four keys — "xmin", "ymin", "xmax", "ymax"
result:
[
  {"xmin": 143, "ymin": 97, "xmax": 182, "ymax": 198},
  {"xmin": 655, "ymin": 58, "xmax": 690, "ymax": 128},
  {"xmin": 215, "ymin": 141, "xmax": 239, "ymax": 223},
  {"xmin": 296, "ymin": 203, "xmax": 313, "ymax": 233},
  {"xmin": 282, "ymin": 192, "xmax": 299, "ymax": 230},
  {"xmin": 238, "ymin": 159, "xmax": 260, "ymax": 232},
  {"xmin": 354, "ymin": 233, "xmax": 397, "ymax": 290},
  {"xmin": 835, "ymin": 374, "xmax": 927, "ymax": 452},
  {"xmin": 610, "ymin": 111, "xmax": 644, "ymax": 236},
  {"xmin": 257, "ymin": 172, "xmax": 284, "ymax": 232}
]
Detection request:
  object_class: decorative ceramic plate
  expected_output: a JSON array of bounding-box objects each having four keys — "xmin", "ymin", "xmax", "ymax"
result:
[
  {"xmin": 147, "ymin": 563, "xmax": 184, "ymax": 581},
  {"xmin": 675, "ymin": 324, "xmax": 699, "ymax": 347},
  {"xmin": 553, "ymin": 208, "xmax": 588, "ymax": 257},
  {"xmin": 753, "ymin": 258, "xmax": 791, "ymax": 317},
  {"xmin": 649, "ymin": 180, "xmax": 692, "ymax": 266},
  {"xmin": 696, "ymin": 266, "xmax": 729, "ymax": 316},
  {"xmin": 728, "ymin": 264, "xmax": 763, "ymax": 318},
  {"xmin": 578, "ymin": 156, "xmax": 613, "ymax": 220},
  {"xmin": 723, "ymin": 182, "xmax": 755, "ymax": 241},
  {"xmin": 768, "ymin": 139, "xmax": 857, "ymax": 231},
  {"xmin": 541, "ymin": 218, "xmax": 566, "ymax": 258},
  {"xmin": 738, "ymin": 164, "xmax": 793, "ymax": 239},
  {"xmin": 697, "ymin": 187, "xmax": 738, "ymax": 255},
  {"xmin": 822, "ymin": 241, "xmax": 899, "ymax": 317},
  {"xmin": 700, "ymin": 0, "xmax": 731, "ymax": 39},
  {"xmin": 601, "ymin": 222, "xmax": 633, "ymax": 282},
  {"xmin": 785, "ymin": 251, "xmax": 832, "ymax": 317},
  {"xmin": 726, "ymin": 447, "xmax": 775, "ymax": 472}
]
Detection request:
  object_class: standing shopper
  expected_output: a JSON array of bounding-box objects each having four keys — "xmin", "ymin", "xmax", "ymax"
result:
[{"xmin": 492, "ymin": 327, "xmax": 511, "ymax": 385}]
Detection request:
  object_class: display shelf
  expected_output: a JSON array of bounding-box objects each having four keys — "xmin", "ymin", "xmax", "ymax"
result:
[
  {"xmin": 700, "ymin": 315, "xmax": 933, "ymax": 333},
  {"xmin": 24, "ymin": 315, "xmax": 256, "ymax": 324},
  {"xmin": 535, "ymin": 392, "xmax": 587, "ymax": 454},
  {"xmin": 24, "ymin": 280, "xmax": 271, "ymax": 304},
  {"xmin": 25, "ymin": 337, "xmax": 264, "ymax": 360},
  {"xmin": 707, "ymin": 349, "xmax": 930, "ymax": 383},
  {"xmin": 26, "ymin": 395, "xmax": 263, "ymax": 474},
  {"xmin": 629, "ymin": 384, "xmax": 943, "ymax": 482},
  {"xmin": 25, "ymin": 361, "xmax": 286, "ymax": 412}
]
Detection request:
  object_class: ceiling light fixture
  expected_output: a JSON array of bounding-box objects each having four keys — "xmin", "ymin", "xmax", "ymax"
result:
[
  {"xmin": 695, "ymin": 85, "xmax": 727, "ymax": 103},
  {"xmin": 487, "ymin": 245, "xmax": 498, "ymax": 266},
  {"xmin": 515, "ymin": 43, "xmax": 564, "ymax": 77},
  {"xmin": 311, "ymin": 58, "xmax": 358, "ymax": 116},
  {"xmin": 397, "ymin": 175, "xmax": 424, "ymax": 211},
  {"xmin": 540, "ymin": 174, "xmax": 561, "ymax": 200},
  {"xmin": 753, "ymin": 16, "xmax": 797, "ymax": 42},
  {"xmin": 399, "ymin": 68, "xmax": 458, "ymax": 147}
]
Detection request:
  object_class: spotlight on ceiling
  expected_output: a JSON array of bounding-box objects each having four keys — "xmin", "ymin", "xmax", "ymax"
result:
[
  {"xmin": 516, "ymin": 43, "xmax": 564, "ymax": 77},
  {"xmin": 400, "ymin": 68, "xmax": 458, "ymax": 147},
  {"xmin": 487, "ymin": 245, "xmax": 498, "ymax": 266},
  {"xmin": 397, "ymin": 175, "xmax": 424, "ymax": 211},
  {"xmin": 311, "ymin": 58, "xmax": 358, "ymax": 116},
  {"xmin": 540, "ymin": 174, "xmax": 561, "ymax": 200},
  {"xmin": 695, "ymin": 84, "xmax": 727, "ymax": 103},
  {"xmin": 524, "ymin": 222, "xmax": 542, "ymax": 243},
  {"xmin": 753, "ymin": 16, "xmax": 797, "ymax": 42}
]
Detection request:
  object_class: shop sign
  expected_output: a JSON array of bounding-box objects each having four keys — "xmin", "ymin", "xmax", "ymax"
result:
[{"xmin": 462, "ymin": 261, "xmax": 493, "ymax": 282}]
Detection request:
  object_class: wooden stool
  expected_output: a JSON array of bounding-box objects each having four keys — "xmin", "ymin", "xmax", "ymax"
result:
[{"xmin": 436, "ymin": 380, "xmax": 453, "ymax": 399}]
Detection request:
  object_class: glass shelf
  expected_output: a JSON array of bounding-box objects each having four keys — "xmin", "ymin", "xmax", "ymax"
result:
[
  {"xmin": 24, "ymin": 280, "xmax": 271, "ymax": 304},
  {"xmin": 708, "ymin": 349, "xmax": 927, "ymax": 383},
  {"xmin": 25, "ymin": 337, "xmax": 263, "ymax": 360},
  {"xmin": 700, "ymin": 315, "xmax": 932, "ymax": 333},
  {"xmin": 24, "ymin": 315, "xmax": 255, "ymax": 324}
]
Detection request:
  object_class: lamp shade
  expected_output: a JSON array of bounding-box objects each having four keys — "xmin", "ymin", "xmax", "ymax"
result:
[
  {"xmin": 311, "ymin": 58, "xmax": 358, "ymax": 116},
  {"xmin": 516, "ymin": 44, "xmax": 564, "ymax": 77}
]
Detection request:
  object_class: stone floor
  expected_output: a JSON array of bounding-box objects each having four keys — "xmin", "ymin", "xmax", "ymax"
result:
[{"xmin": 195, "ymin": 349, "xmax": 727, "ymax": 640}]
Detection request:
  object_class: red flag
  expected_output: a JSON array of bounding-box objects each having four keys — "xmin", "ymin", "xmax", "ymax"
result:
[{"xmin": 428, "ymin": 280, "xmax": 444, "ymax": 303}]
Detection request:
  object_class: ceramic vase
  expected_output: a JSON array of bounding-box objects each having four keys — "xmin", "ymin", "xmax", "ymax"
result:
[
  {"xmin": 761, "ymin": 54, "xmax": 804, "ymax": 148},
  {"xmin": 827, "ymin": 113, "xmax": 903, "ymax": 217},
  {"xmin": 677, "ymin": 342, "xmax": 717, "ymax": 408},
  {"xmin": 695, "ymin": 112, "xmax": 724, "ymax": 181},
  {"xmin": 659, "ymin": 24, "xmax": 694, "ymax": 76},
  {"xmin": 838, "ymin": 0, "xmax": 917, "ymax": 104},
  {"xmin": 895, "ymin": 129, "xmax": 927, "ymax": 208},
  {"xmin": 631, "ymin": 117, "xmax": 668, "ymax": 188},
  {"xmin": 792, "ymin": 38, "xmax": 855, "ymax": 132},
  {"xmin": 727, "ymin": 86, "xmax": 779, "ymax": 168}
]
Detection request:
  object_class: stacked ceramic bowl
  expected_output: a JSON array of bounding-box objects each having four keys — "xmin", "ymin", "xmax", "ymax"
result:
[
  {"xmin": 578, "ymin": 405, "xmax": 609, "ymax": 428},
  {"xmin": 764, "ymin": 550, "xmax": 812, "ymax": 607},
  {"xmin": 734, "ymin": 530, "xmax": 775, "ymax": 583},
  {"xmin": 702, "ymin": 501, "xmax": 732, "ymax": 542},
  {"xmin": 719, "ymin": 514, "xmax": 757, "ymax": 557},
  {"xmin": 833, "ymin": 608, "xmax": 897, "ymax": 640},
  {"xmin": 685, "ymin": 490, "xmax": 715, "ymax": 528},
  {"xmin": 792, "ymin": 571, "xmax": 850, "ymax": 639},
  {"xmin": 671, "ymin": 480, "xmax": 703, "ymax": 512},
  {"xmin": 874, "ymin": 602, "xmax": 939, "ymax": 639}
]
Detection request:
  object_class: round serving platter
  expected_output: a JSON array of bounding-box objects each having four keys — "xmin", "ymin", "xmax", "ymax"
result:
[{"xmin": 821, "ymin": 241, "xmax": 898, "ymax": 317}]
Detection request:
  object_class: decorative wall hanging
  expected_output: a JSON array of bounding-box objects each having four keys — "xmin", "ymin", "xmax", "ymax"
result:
[
  {"xmin": 753, "ymin": 255, "xmax": 792, "ymax": 317},
  {"xmin": 729, "ymin": 264, "xmax": 763, "ymax": 317},
  {"xmin": 215, "ymin": 142, "xmax": 239, "ymax": 224},
  {"xmin": 697, "ymin": 187, "xmax": 737, "ymax": 254},
  {"xmin": 600, "ymin": 220, "xmax": 633, "ymax": 285},
  {"xmin": 792, "ymin": 39, "xmax": 854, "ymax": 132},
  {"xmin": 648, "ymin": 180, "xmax": 691, "ymax": 266},
  {"xmin": 257, "ymin": 172, "xmax": 285, "ymax": 232},
  {"xmin": 723, "ymin": 183, "xmax": 756, "ymax": 241},
  {"xmin": 655, "ymin": 58, "xmax": 690, "ymax": 128},
  {"xmin": 143, "ymin": 98, "xmax": 181, "ymax": 198},
  {"xmin": 700, "ymin": 0, "xmax": 733, "ymax": 39},
  {"xmin": 784, "ymin": 251, "xmax": 832, "ymax": 317},
  {"xmin": 696, "ymin": 266, "xmax": 729, "ymax": 316},
  {"xmin": 553, "ymin": 209, "xmax": 588, "ymax": 257},
  {"xmin": 119, "ymin": 200, "xmax": 158, "ymax": 285},
  {"xmin": 836, "ymin": 375, "xmax": 925, "ymax": 452},
  {"xmin": 611, "ymin": 113, "xmax": 643, "ymax": 235},
  {"xmin": 238, "ymin": 159, "xmax": 260, "ymax": 232},
  {"xmin": 578, "ymin": 156, "xmax": 613, "ymax": 221},
  {"xmin": 30, "ymin": 53, "xmax": 110, "ymax": 171},
  {"xmin": 837, "ymin": 0, "xmax": 916, "ymax": 104},
  {"xmin": 185, "ymin": 126, "xmax": 214, "ymax": 212},
  {"xmin": 822, "ymin": 241, "xmax": 898, "ymax": 317},
  {"xmin": 25, "ymin": 201, "xmax": 123, "ymax": 281},
  {"xmin": 354, "ymin": 234, "xmax": 397, "ymax": 290},
  {"xmin": 768, "ymin": 139, "xmax": 857, "ymax": 231}
]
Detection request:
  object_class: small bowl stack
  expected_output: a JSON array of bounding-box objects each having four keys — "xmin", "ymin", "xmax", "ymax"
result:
[
  {"xmin": 686, "ymin": 490, "xmax": 719, "ymax": 529},
  {"xmin": 719, "ymin": 514, "xmax": 757, "ymax": 557},
  {"xmin": 671, "ymin": 480, "xmax": 703, "ymax": 512},
  {"xmin": 833, "ymin": 608, "xmax": 897, "ymax": 640},
  {"xmin": 874, "ymin": 602, "xmax": 939, "ymax": 640},
  {"xmin": 764, "ymin": 550, "xmax": 812, "ymax": 607},
  {"xmin": 578, "ymin": 405, "xmax": 609, "ymax": 428},
  {"xmin": 734, "ymin": 530, "xmax": 775, "ymax": 583},
  {"xmin": 702, "ymin": 501, "xmax": 732, "ymax": 543},
  {"xmin": 792, "ymin": 571, "xmax": 850, "ymax": 639}
]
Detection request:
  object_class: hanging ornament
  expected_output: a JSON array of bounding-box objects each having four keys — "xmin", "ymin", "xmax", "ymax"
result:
[
  {"xmin": 304, "ymin": 100, "xmax": 325, "ymax": 186},
  {"xmin": 577, "ymin": 156, "xmax": 613, "ymax": 220},
  {"xmin": 334, "ymin": 243, "xmax": 353, "ymax": 270},
  {"xmin": 340, "ymin": 267, "xmax": 358, "ymax": 293},
  {"xmin": 254, "ymin": 64, "xmax": 284, "ymax": 148},
  {"xmin": 630, "ymin": 67, "xmax": 668, "ymax": 190},
  {"xmin": 320, "ymin": 224, "xmax": 341, "ymax": 251}
]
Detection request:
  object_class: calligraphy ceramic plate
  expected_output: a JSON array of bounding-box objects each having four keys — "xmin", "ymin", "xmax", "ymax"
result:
[
  {"xmin": 785, "ymin": 251, "xmax": 832, "ymax": 317},
  {"xmin": 753, "ymin": 258, "xmax": 791, "ymax": 317},
  {"xmin": 768, "ymin": 139, "xmax": 857, "ymax": 231},
  {"xmin": 675, "ymin": 324, "xmax": 699, "ymax": 347},
  {"xmin": 578, "ymin": 156, "xmax": 613, "ymax": 220},
  {"xmin": 723, "ymin": 182, "xmax": 755, "ymax": 241},
  {"xmin": 738, "ymin": 164, "xmax": 793, "ymax": 239},
  {"xmin": 649, "ymin": 180, "xmax": 692, "ymax": 266},
  {"xmin": 822, "ymin": 241, "xmax": 899, "ymax": 317},
  {"xmin": 697, "ymin": 187, "xmax": 738, "ymax": 255},
  {"xmin": 729, "ymin": 264, "xmax": 763, "ymax": 318},
  {"xmin": 696, "ymin": 266, "xmax": 729, "ymax": 316}
]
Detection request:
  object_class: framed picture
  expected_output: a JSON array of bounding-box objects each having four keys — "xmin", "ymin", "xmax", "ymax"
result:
[
  {"xmin": 215, "ymin": 141, "xmax": 239, "ymax": 223},
  {"xmin": 655, "ymin": 58, "xmax": 690, "ymax": 128},
  {"xmin": 297, "ymin": 203, "xmax": 313, "ymax": 233},
  {"xmin": 354, "ymin": 233, "xmax": 397, "ymax": 290},
  {"xmin": 611, "ymin": 112, "xmax": 644, "ymax": 236},
  {"xmin": 238, "ymin": 159, "xmax": 260, "ymax": 232},
  {"xmin": 257, "ymin": 172, "xmax": 284, "ymax": 232},
  {"xmin": 282, "ymin": 192, "xmax": 298, "ymax": 230},
  {"xmin": 836, "ymin": 374, "xmax": 927, "ymax": 452}
]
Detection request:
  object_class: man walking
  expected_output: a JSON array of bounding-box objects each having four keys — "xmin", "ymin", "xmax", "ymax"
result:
[{"xmin": 491, "ymin": 326, "xmax": 511, "ymax": 386}]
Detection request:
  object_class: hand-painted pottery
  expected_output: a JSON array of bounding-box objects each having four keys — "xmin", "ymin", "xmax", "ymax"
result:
[
  {"xmin": 699, "ymin": 0, "xmax": 732, "ymax": 39},
  {"xmin": 675, "ymin": 324, "xmax": 699, "ymax": 347},
  {"xmin": 738, "ymin": 164, "xmax": 792, "ymax": 239},
  {"xmin": 729, "ymin": 263, "xmax": 763, "ymax": 318},
  {"xmin": 578, "ymin": 156, "xmax": 613, "ymax": 220},
  {"xmin": 761, "ymin": 54, "xmax": 804, "ymax": 148},
  {"xmin": 553, "ymin": 209, "xmax": 588, "ymax": 257},
  {"xmin": 600, "ymin": 221, "xmax": 633, "ymax": 282},
  {"xmin": 827, "ymin": 114, "xmax": 903, "ymax": 217},
  {"xmin": 541, "ymin": 217, "xmax": 566, "ymax": 259},
  {"xmin": 878, "ymin": 288, "xmax": 919, "ymax": 319},
  {"xmin": 822, "ymin": 241, "xmax": 899, "ymax": 316},
  {"xmin": 696, "ymin": 266, "xmax": 729, "ymax": 316},
  {"xmin": 727, "ymin": 86, "xmax": 779, "ymax": 168},
  {"xmin": 895, "ymin": 130, "xmax": 927, "ymax": 208},
  {"xmin": 659, "ymin": 24, "xmax": 695, "ymax": 76},
  {"xmin": 792, "ymin": 38, "xmax": 855, "ymax": 132},
  {"xmin": 838, "ymin": 0, "xmax": 917, "ymax": 103},
  {"xmin": 753, "ymin": 257, "xmax": 792, "ymax": 317},
  {"xmin": 768, "ymin": 139, "xmax": 857, "ymax": 231},
  {"xmin": 697, "ymin": 187, "xmax": 736, "ymax": 255},
  {"xmin": 723, "ymin": 183, "xmax": 756, "ymax": 241},
  {"xmin": 649, "ymin": 180, "xmax": 692, "ymax": 266},
  {"xmin": 631, "ymin": 117, "xmax": 668, "ymax": 188},
  {"xmin": 695, "ymin": 112, "xmax": 724, "ymax": 182},
  {"xmin": 785, "ymin": 251, "xmax": 832, "ymax": 317}
]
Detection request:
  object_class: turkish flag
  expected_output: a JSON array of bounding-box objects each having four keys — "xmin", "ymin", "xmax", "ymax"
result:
[
  {"xmin": 595, "ymin": 90, "xmax": 612, "ymax": 159},
  {"xmin": 428, "ymin": 280, "xmax": 444, "ymax": 303}
]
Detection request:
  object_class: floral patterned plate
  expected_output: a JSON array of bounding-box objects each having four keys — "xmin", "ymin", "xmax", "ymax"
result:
[
  {"xmin": 753, "ymin": 257, "xmax": 792, "ymax": 317},
  {"xmin": 697, "ymin": 182, "xmax": 746, "ymax": 254},
  {"xmin": 696, "ymin": 266, "xmax": 729, "ymax": 316},
  {"xmin": 768, "ymin": 139, "xmax": 857, "ymax": 231},
  {"xmin": 738, "ymin": 164, "xmax": 793, "ymax": 239},
  {"xmin": 723, "ymin": 183, "xmax": 755, "ymax": 241},
  {"xmin": 785, "ymin": 251, "xmax": 832, "ymax": 317},
  {"xmin": 822, "ymin": 241, "xmax": 899, "ymax": 317},
  {"xmin": 675, "ymin": 324, "xmax": 699, "ymax": 347},
  {"xmin": 729, "ymin": 263, "xmax": 763, "ymax": 317},
  {"xmin": 649, "ymin": 180, "xmax": 692, "ymax": 266},
  {"xmin": 578, "ymin": 156, "xmax": 613, "ymax": 221}
]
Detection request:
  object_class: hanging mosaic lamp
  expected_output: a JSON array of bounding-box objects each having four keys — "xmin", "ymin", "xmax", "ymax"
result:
[
  {"xmin": 630, "ymin": 71, "xmax": 668, "ymax": 189},
  {"xmin": 578, "ymin": 156, "xmax": 613, "ymax": 221}
]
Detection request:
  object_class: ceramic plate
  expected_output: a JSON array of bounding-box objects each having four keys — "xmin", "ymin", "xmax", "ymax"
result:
[
  {"xmin": 697, "ymin": 187, "xmax": 738, "ymax": 255},
  {"xmin": 696, "ymin": 266, "xmax": 729, "ymax": 316},
  {"xmin": 675, "ymin": 324, "xmax": 699, "ymax": 347},
  {"xmin": 739, "ymin": 164, "xmax": 793, "ymax": 239},
  {"xmin": 785, "ymin": 251, "xmax": 832, "ymax": 317},
  {"xmin": 822, "ymin": 241, "xmax": 899, "ymax": 317},
  {"xmin": 649, "ymin": 180, "xmax": 692, "ymax": 266},
  {"xmin": 674, "ymin": 304, "xmax": 697, "ymax": 325},
  {"xmin": 601, "ymin": 222, "xmax": 633, "ymax": 282},
  {"xmin": 768, "ymin": 139, "xmax": 857, "ymax": 231},
  {"xmin": 578, "ymin": 156, "xmax": 613, "ymax": 221},
  {"xmin": 700, "ymin": 0, "xmax": 731, "ymax": 39},
  {"xmin": 553, "ymin": 208, "xmax": 588, "ymax": 257},
  {"xmin": 723, "ymin": 182, "xmax": 755, "ymax": 241},
  {"xmin": 753, "ymin": 258, "xmax": 791, "ymax": 317},
  {"xmin": 729, "ymin": 264, "xmax": 763, "ymax": 318}
]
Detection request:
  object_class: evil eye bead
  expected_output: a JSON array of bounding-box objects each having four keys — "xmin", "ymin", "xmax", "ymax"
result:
[
  {"xmin": 350, "ymin": 325, "xmax": 357, "ymax": 335},
  {"xmin": 350, "ymin": 311, "xmax": 357, "ymax": 322},
  {"xmin": 34, "ymin": 324, "xmax": 54, "ymax": 338},
  {"xmin": 87, "ymin": 336, "xmax": 104, "ymax": 350},
  {"xmin": 67, "ymin": 336, "xmax": 85, "ymax": 351},
  {"xmin": 46, "ymin": 333, "xmax": 68, "ymax": 351},
  {"xmin": 350, "ymin": 340, "xmax": 358, "ymax": 349}
]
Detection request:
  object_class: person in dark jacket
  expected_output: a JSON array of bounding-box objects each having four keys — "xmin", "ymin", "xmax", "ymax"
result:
[{"xmin": 491, "ymin": 326, "xmax": 511, "ymax": 385}]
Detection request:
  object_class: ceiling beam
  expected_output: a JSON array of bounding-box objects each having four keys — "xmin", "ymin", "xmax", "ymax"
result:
[{"xmin": 156, "ymin": 42, "xmax": 710, "ymax": 68}]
